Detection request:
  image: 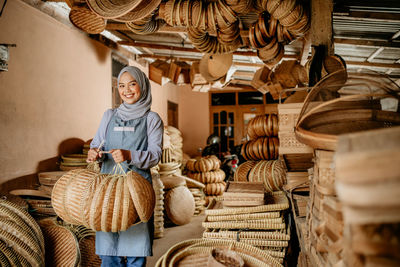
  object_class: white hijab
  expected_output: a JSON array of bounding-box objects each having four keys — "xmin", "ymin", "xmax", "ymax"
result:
[{"xmin": 116, "ymin": 66, "xmax": 152, "ymax": 121}]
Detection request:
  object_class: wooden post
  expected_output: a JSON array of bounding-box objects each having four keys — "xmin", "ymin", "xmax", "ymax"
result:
[{"xmin": 311, "ymin": 0, "xmax": 334, "ymax": 55}]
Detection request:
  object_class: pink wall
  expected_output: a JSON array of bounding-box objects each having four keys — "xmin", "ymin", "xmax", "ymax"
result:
[
  {"xmin": 0, "ymin": 0, "xmax": 112, "ymax": 183},
  {"xmin": 178, "ymin": 85, "xmax": 209, "ymax": 157},
  {"xmin": 0, "ymin": 0, "xmax": 208, "ymax": 187}
]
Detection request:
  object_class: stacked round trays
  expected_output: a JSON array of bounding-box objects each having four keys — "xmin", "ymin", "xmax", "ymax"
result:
[
  {"xmin": 86, "ymin": 0, "xmax": 162, "ymax": 22},
  {"xmin": 59, "ymin": 154, "xmax": 88, "ymax": 171},
  {"xmin": 165, "ymin": 126, "xmax": 184, "ymax": 163},
  {"xmin": 38, "ymin": 171, "xmax": 66, "ymax": 197},
  {"xmin": 151, "ymin": 168, "xmax": 165, "ymax": 238},
  {"xmin": 186, "ymin": 156, "xmax": 226, "ymax": 206},
  {"xmin": 155, "ymin": 238, "xmax": 284, "ymax": 267},
  {"xmin": 159, "ymin": 0, "xmax": 244, "ymax": 54},
  {"xmin": 250, "ymin": 0, "xmax": 310, "ymax": 68},
  {"xmin": 126, "ymin": 13, "xmax": 166, "ymax": 35},
  {"xmin": 184, "ymin": 175, "xmax": 206, "ymax": 215},
  {"xmin": 0, "ymin": 199, "xmax": 45, "ymax": 267},
  {"xmin": 161, "ymin": 175, "xmax": 195, "ymax": 226}
]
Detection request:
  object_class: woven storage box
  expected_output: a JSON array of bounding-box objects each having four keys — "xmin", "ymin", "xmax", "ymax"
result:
[
  {"xmin": 165, "ymin": 186, "xmax": 195, "ymax": 225},
  {"xmin": 223, "ymin": 181, "xmax": 264, "ymax": 207}
]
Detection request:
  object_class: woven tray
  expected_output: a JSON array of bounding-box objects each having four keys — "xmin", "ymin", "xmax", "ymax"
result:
[
  {"xmin": 203, "ymin": 229, "xmax": 290, "ymax": 241},
  {"xmin": 202, "ymin": 218, "xmax": 285, "ymax": 230},
  {"xmin": 38, "ymin": 171, "xmax": 66, "ymax": 186},
  {"xmin": 205, "ymin": 191, "xmax": 289, "ymax": 216}
]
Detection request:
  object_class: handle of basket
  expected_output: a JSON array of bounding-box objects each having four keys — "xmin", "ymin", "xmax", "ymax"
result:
[{"xmin": 296, "ymin": 92, "xmax": 394, "ymax": 128}]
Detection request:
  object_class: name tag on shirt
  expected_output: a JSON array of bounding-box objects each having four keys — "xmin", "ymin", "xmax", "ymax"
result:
[{"xmin": 114, "ymin": 126, "xmax": 135, "ymax": 132}]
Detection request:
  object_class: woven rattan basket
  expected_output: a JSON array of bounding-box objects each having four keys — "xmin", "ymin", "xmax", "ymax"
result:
[
  {"xmin": 39, "ymin": 218, "xmax": 80, "ymax": 267},
  {"xmin": 165, "ymin": 186, "xmax": 195, "ymax": 225},
  {"xmin": 69, "ymin": 5, "xmax": 106, "ymax": 34},
  {"xmin": 295, "ymin": 70, "xmax": 400, "ymax": 151}
]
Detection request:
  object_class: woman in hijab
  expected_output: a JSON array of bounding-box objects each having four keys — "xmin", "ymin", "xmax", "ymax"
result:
[{"xmin": 87, "ymin": 66, "xmax": 163, "ymax": 267}]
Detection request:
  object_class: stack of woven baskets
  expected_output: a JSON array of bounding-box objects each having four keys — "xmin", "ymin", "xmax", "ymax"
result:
[
  {"xmin": 186, "ymin": 155, "xmax": 226, "ymax": 205},
  {"xmin": 37, "ymin": 171, "xmax": 66, "ymax": 197},
  {"xmin": 164, "ymin": 126, "xmax": 184, "ymax": 164},
  {"xmin": 0, "ymin": 199, "xmax": 45, "ymax": 267},
  {"xmin": 8, "ymin": 189, "xmax": 56, "ymax": 218},
  {"xmin": 161, "ymin": 175, "xmax": 195, "ymax": 226},
  {"xmin": 156, "ymin": 238, "xmax": 284, "ymax": 266},
  {"xmin": 335, "ymin": 127, "xmax": 400, "ymax": 267},
  {"xmin": 39, "ymin": 218, "xmax": 101, "ymax": 267},
  {"xmin": 51, "ymin": 168, "xmax": 155, "ymax": 232},
  {"xmin": 82, "ymin": 139, "xmax": 92, "ymax": 155},
  {"xmin": 238, "ymin": 114, "xmax": 287, "ymax": 193},
  {"xmin": 59, "ymin": 154, "xmax": 88, "ymax": 171},
  {"xmin": 202, "ymin": 191, "xmax": 290, "ymax": 264},
  {"xmin": 251, "ymin": 0, "xmax": 310, "ymax": 66},
  {"xmin": 184, "ymin": 175, "xmax": 207, "ymax": 216},
  {"xmin": 151, "ymin": 167, "xmax": 165, "ymax": 238},
  {"xmin": 159, "ymin": 0, "xmax": 250, "ymax": 54}
]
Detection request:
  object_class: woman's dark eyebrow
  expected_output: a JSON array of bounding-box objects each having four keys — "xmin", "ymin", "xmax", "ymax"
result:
[{"xmin": 119, "ymin": 79, "xmax": 137, "ymax": 85}]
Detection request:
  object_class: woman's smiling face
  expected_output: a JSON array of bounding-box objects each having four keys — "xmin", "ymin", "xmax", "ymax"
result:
[{"xmin": 118, "ymin": 72, "xmax": 141, "ymax": 104}]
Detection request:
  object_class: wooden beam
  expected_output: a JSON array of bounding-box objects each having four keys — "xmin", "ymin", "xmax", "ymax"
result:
[
  {"xmin": 300, "ymin": 33, "xmax": 311, "ymax": 66},
  {"xmin": 367, "ymin": 47, "xmax": 384, "ymax": 62},
  {"xmin": 334, "ymin": 11, "xmax": 400, "ymax": 22},
  {"xmin": 138, "ymin": 53, "xmax": 400, "ymax": 69},
  {"xmin": 334, "ymin": 38, "xmax": 400, "ymax": 49},
  {"xmin": 118, "ymin": 41, "xmax": 298, "ymax": 58},
  {"xmin": 311, "ymin": 0, "xmax": 334, "ymax": 55}
]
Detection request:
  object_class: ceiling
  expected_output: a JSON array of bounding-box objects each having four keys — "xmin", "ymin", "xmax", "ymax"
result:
[{"xmin": 23, "ymin": 0, "xmax": 400, "ymax": 89}]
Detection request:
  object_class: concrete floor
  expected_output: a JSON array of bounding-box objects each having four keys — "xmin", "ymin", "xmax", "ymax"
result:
[{"xmin": 147, "ymin": 213, "xmax": 206, "ymax": 267}]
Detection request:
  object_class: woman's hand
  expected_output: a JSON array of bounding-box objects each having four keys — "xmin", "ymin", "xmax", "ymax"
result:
[
  {"xmin": 87, "ymin": 148, "xmax": 102, "ymax": 162},
  {"xmin": 110, "ymin": 149, "xmax": 132, "ymax": 163}
]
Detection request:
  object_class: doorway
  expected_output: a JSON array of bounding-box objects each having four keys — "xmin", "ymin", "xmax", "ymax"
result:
[{"xmin": 168, "ymin": 101, "xmax": 178, "ymax": 128}]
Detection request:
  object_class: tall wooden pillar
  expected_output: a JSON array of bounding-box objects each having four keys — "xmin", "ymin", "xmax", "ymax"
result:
[{"xmin": 311, "ymin": 0, "xmax": 334, "ymax": 55}]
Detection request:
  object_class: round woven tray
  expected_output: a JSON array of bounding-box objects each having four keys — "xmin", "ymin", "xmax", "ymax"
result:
[
  {"xmin": 38, "ymin": 171, "xmax": 66, "ymax": 186},
  {"xmin": 156, "ymin": 238, "xmax": 283, "ymax": 267},
  {"xmin": 165, "ymin": 186, "xmax": 195, "ymax": 225},
  {"xmin": 127, "ymin": 171, "xmax": 155, "ymax": 223}
]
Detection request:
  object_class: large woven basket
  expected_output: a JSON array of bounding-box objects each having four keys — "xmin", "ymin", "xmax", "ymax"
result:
[
  {"xmin": 165, "ymin": 186, "xmax": 195, "ymax": 225},
  {"xmin": 52, "ymin": 168, "xmax": 154, "ymax": 232},
  {"xmin": 295, "ymin": 70, "xmax": 400, "ymax": 151}
]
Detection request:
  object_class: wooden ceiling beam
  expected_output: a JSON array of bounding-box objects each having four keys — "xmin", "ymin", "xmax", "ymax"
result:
[
  {"xmin": 138, "ymin": 53, "xmax": 400, "ymax": 69},
  {"xmin": 334, "ymin": 11, "xmax": 400, "ymax": 22}
]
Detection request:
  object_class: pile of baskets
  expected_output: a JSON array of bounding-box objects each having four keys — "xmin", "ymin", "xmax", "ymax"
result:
[
  {"xmin": 159, "ymin": 0, "xmax": 249, "ymax": 54},
  {"xmin": 241, "ymin": 114, "xmax": 279, "ymax": 161},
  {"xmin": 151, "ymin": 168, "xmax": 165, "ymax": 238},
  {"xmin": 202, "ymin": 191, "xmax": 290, "ymax": 264},
  {"xmin": 238, "ymin": 114, "xmax": 287, "ymax": 192},
  {"xmin": 59, "ymin": 154, "xmax": 88, "ymax": 171},
  {"xmin": 185, "ymin": 176, "xmax": 207, "ymax": 216},
  {"xmin": 51, "ymin": 168, "xmax": 155, "ymax": 232},
  {"xmin": 39, "ymin": 218, "xmax": 101, "ymax": 267},
  {"xmin": 251, "ymin": 0, "xmax": 310, "ymax": 66},
  {"xmin": 186, "ymin": 156, "xmax": 226, "ymax": 205},
  {"xmin": 0, "ymin": 199, "xmax": 45, "ymax": 267}
]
